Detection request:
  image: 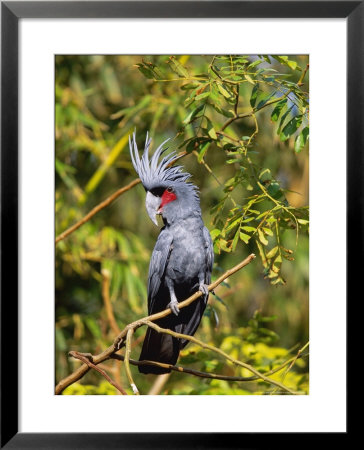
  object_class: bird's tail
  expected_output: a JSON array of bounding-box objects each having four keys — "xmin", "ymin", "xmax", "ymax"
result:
[
  {"xmin": 138, "ymin": 325, "xmax": 180, "ymax": 374},
  {"xmin": 138, "ymin": 297, "xmax": 207, "ymax": 374}
]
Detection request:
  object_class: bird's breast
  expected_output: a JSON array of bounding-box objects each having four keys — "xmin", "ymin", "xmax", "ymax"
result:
[{"xmin": 165, "ymin": 221, "xmax": 206, "ymax": 284}]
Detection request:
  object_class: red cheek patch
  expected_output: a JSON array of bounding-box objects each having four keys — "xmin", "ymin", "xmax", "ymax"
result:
[{"xmin": 159, "ymin": 189, "xmax": 177, "ymax": 211}]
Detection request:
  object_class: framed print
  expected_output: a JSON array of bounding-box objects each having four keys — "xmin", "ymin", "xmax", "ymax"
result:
[{"xmin": 1, "ymin": 0, "xmax": 359, "ymax": 447}]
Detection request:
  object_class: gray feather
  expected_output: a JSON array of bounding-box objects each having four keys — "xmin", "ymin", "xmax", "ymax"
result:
[
  {"xmin": 147, "ymin": 228, "xmax": 173, "ymax": 314},
  {"xmin": 129, "ymin": 132, "xmax": 190, "ymax": 191},
  {"xmin": 203, "ymin": 226, "xmax": 214, "ymax": 285}
]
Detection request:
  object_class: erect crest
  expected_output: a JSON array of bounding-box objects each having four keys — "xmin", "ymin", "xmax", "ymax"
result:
[{"xmin": 129, "ymin": 132, "xmax": 191, "ymax": 191}]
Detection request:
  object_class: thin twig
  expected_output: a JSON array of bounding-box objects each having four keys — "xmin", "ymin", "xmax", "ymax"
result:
[
  {"xmin": 55, "ymin": 178, "xmax": 141, "ymax": 244},
  {"xmin": 124, "ymin": 328, "xmax": 140, "ymax": 395},
  {"xmin": 55, "ymin": 151, "xmax": 187, "ymax": 244},
  {"xmin": 297, "ymin": 64, "xmax": 309, "ymax": 87},
  {"xmin": 111, "ymin": 352, "xmax": 309, "ymax": 384},
  {"xmin": 270, "ymin": 341, "xmax": 309, "ymax": 394},
  {"xmin": 143, "ymin": 321, "xmax": 300, "ymax": 395},
  {"xmin": 68, "ymin": 351, "xmax": 127, "ymax": 395},
  {"xmin": 55, "ymin": 254, "xmax": 256, "ymax": 394},
  {"xmin": 219, "ymin": 79, "xmax": 305, "ymax": 134}
]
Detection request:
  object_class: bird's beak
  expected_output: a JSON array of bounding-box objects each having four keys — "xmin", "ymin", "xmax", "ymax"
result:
[{"xmin": 145, "ymin": 191, "xmax": 161, "ymax": 226}]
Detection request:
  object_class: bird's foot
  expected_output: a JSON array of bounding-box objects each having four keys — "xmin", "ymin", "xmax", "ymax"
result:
[
  {"xmin": 199, "ymin": 283, "xmax": 209, "ymax": 298},
  {"xmin": 167, "ymin": 299, "xmax": 180, "ymax": 316}
]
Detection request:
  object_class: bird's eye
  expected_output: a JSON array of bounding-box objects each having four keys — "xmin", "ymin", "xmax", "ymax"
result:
[{"xmin": 167, "ymin": 186, "xmax": 173, "ymax": 193}]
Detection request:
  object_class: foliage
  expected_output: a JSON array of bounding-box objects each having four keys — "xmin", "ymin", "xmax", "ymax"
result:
[
  {"xmin": 55, "ymin": 55, "xmax": 309, "ymax": 395},
  {"xmin": 63, "ymin": 381, "xmax": 119, "ymax": 395},
  {"xmin": 134, "ymin": 55, "xmax": 309, "ymax": 285}
]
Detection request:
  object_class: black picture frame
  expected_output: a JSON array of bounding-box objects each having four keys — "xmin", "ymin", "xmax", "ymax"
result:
[{"xmin": 1, "ymin": 1, "xmax": 357, "ymax": 447}]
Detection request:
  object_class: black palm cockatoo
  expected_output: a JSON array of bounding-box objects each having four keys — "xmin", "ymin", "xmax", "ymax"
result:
[{"xmin": 129, "ymin": 132, "xmax": 214, "ymax": 374}]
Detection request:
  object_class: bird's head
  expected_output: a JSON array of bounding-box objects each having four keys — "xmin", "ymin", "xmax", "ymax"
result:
[{"xmin": 129, "ymin": 132, "xmax": 201, "ymax": 226}]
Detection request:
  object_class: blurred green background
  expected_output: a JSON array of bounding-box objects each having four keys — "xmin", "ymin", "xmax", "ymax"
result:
[{"xmin": 55, "ymin": 55, "xmax": 309, "ymax": 395}]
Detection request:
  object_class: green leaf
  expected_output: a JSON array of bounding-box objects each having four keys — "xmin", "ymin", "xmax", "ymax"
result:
[
  {"xmin": 244, "ymin": 74, "xmax": 255, "ymax": 85},
  {"xmin": 256, "ymin": 90, "xmax": 277, "ymax": 110},
  {"xmin": 210, "ymin": 229, "xmax": 221, "ymax": 240},
  {"xmin": 258, "ymin": 229, "xmax": 268, "ymax": 246},
  {"xmin": 167, "ymin": 56, "xmax": 189, "ymax": 78},
  {"xmin": 287, "ymin": 60, "xmax": 298, "ymax": 70},
  {"xmin": 219, "ymin": 239, "xmax": 232, "ymax": 252},
  {"xmin": 197, "ymin": 141, "xmax": 211, "ymax": 162},
  {"xmin": 217, "ymin": 83, "xmax": 233, "ymax": 99},
  {"xmin": 259, "ymin": 328, "xmax": 279, "ymax": 339},
  {"xmin": 250, "ymin": 85, "xmax": 259, "ymax": 107},
  {"xmin": 271, "ymin": 276, "xmax": 286, "ymax": 285},
  {"xmin": 267, "ymin": 181, "xmax": 281, "ymax": 197},
  {"xmin": 231, "ymin": 229, "xmax": 240, "ymax": 251},
  {"xmin": 263, "ymin": 227, "xmax": 273, "ymax": 236},
  {"xmin": 272, "ymin": 56, "xmax": 299, "ymax": 71},
  {"xmin": 240, "ymin": 232, "xmax": 251, "ymax": 244},
  {"xmin": 277, "ymin": 105, "xmax": 294, "ymax": 134},
  {"xmin": 195, "ymin": 91, "xmax": 210, "ymax": 101},
  {"xmin": 225, "ymin": 217, "xmax": 241, "ymax": 233},
  {"xmin": 248, "ymin": 59, "xmax": 263, "ymax": 69},
  {"xmin": 241, "ymin": 226, "xmax": 256, "ymax": 233},
  {"xmin": 211, "ymin": 103, "xmax": 234, "ymax": 117},
  {"xmin": 274, "ymin": 254, "xmax": 282, "ymax": 263},
  {"xmin": 280, "ymin": 115, "xmax": 303, "ymax": 141},
  {"xmin": 135, "ymin": 63, "xmax": 155, "ymax": 79},
  {"xmin": 266, "ymin": 246, "xmax": 279, "ymax": 259},
  {"xmin": 294, "ymin": 127, "xmax": 309, "ymax": 152},
  {"xmin": 181, "ymin": 83, "xmax": 200, "ymax": 90},
  {"xmin": 143, "ymin": 61, "xmax": 165, "ymax": 80},
  {"xmin": 259, "ymin": 168, "xmax": 272, "ymax": 183},
  {"xmin": 183, "ymin": 104, "xmax": 204, "ymax": 124},
  {"xmin": 271, "ymin": 99, "xmax": 287, "ymax": 122},
  {"xmin": 206, "ymin": 117, "xmax": 217, "ymax": 139},
  {"xmin": 186, "ymin": 137, "xmax": 201, "ymax": 153}
]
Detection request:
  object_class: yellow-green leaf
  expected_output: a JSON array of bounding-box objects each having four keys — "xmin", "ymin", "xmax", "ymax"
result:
[
  {"xmin": 266, "ymin": 246, "xmax": 278, "ymax": 259},
  {"xmin": 244, "ymin": 74, "xmax": 255, "ymax": 85},
  {"xmin": 240, "ymin": 232, "xmax": 251, "ymax": 244},
  {"xmin": 258, "ymin": 229, "xmax": 268, "ymax": 245}
]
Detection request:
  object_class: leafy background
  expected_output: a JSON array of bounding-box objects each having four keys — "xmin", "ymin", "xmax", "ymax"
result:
[{"xmin": 56, "ymin": 55, "xmax": 309, "ymax": 395}]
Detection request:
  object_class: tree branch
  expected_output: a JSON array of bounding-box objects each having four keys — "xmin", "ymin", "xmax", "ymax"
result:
[
  {"xmin": 55, "ymin": 253, "xmax": 256, "ymax": 394},
  {"xmin": 219, "ymin": 63, "xmax": 309, "ymax": 134},
  {"xmin": 69, "ymin": 351, "xmax": 127, "ymax": 395},
  {"xmin": 110, "ymin": 351, "xmax": 308, "ymax": 384},
  {"xmin": 124, "ymin": 328, "xmax": 139, "ymax": 395},
  {"xmin": 55, "ymin": 151, "xmax": 187, "ymax": 244},
  {"xmin": 55, "ymin": 178, "xmax": 141, "ymax": 244},
  {"xmin": 143, "ymin": 320, "xmax": 300, "ymax": 395}
]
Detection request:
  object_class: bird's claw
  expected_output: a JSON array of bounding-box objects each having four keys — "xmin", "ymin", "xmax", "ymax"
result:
[
  {"xmin": 199, "ymin": 283, "xmax": 209, "ymax": 297},
  {"xmin": 168, "ymin": 300, "xmax": 180, "ymax": 316}
]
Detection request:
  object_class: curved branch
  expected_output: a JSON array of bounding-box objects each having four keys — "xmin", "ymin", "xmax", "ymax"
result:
[
  {"xmin": 144, "ymin": 320, "xmax": 299, "ymax": 395},
  {"xmin": 55, "ymin": 253, "xmax": 256, "ymax": 394},
  {"xmin": 124, "ymin": 328, "xmax": 139, "ymax": 395},
  {"xmin": 111, "ymin": 351, "xmax": 308, "ymax": 384},
  {"xmin": 55, "ymin": 151, "xmax": 187, "ymax": 244},
  {"xmin": 55, "ymin": 178, "xmax": 141, "ymax": 244},
  {"xmin": 69, "ymin": 351, "xmax": 127, "ymax": 395}
]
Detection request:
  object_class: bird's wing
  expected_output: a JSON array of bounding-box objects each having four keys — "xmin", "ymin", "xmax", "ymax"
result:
[
  {"xmin": 203, "ymin": 226, "xmax": 214, "ymax": 284},
  {"xmin": 147, "ymin": 228, "xmax": 173, "ymax": 314}
]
